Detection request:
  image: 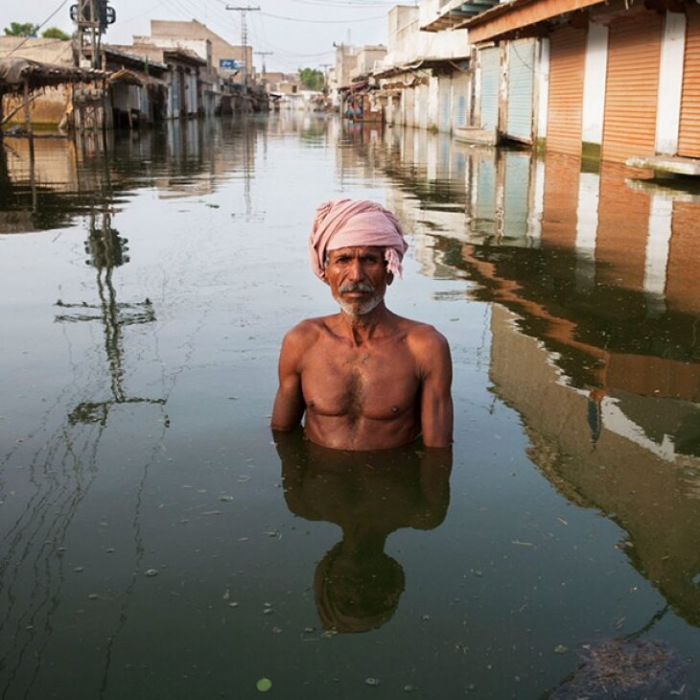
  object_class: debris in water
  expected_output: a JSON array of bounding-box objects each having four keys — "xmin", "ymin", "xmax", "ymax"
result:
[
  {"xmin": 364, "ymin": 677, "xmax": 381, "ymax": 687},
  {"xmin": 554, "ymin": 645, "xmax": 568, "ymax": 654},
  {"xmin": 256, "ymin": 677, "xmax": 272, "ymax": 692},
  {"xmin": 548, "ymin": 639, "xmax": 686, "ymax": 699},
  {"xmin": 144, "ymin": 569, "xmax": 160, "ymax": 577}
]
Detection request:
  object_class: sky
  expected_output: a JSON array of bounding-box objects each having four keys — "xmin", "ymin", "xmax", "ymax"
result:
[{"xmin": 1, "ymin": 0, "xmax": 404, "ymax": 73}]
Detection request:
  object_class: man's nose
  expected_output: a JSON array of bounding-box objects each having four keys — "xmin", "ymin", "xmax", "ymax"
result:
[{"xmin": 348, "ymin": 259, "xmax": 365, "ymax": 280}]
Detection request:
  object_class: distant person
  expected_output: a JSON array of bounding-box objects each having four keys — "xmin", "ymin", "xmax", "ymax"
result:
[
  {"xmin": 271, "ymin": 199, "xmax": 453, "ymax": 451},
  {"xmin": 345, "ymin": 105, "xmax": 354, "ymax": 119}
]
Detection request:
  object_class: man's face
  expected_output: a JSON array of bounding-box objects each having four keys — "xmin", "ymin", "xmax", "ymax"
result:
[{"xmin": 324, "ymin": 246, "xmax": 392, "ymax": 317}]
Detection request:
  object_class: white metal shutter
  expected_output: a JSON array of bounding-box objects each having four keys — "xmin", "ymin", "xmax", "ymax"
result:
[
  {"xmin": 506, "ymin": 39, "xmax": 536, "ymax": 142},
  {"xmin": 452, "ymin": 72, "xmax": 470, "ymax": 129},
  {"xmin": 480, "ymin": 47, "xmax": 499, "ymax": 130}
]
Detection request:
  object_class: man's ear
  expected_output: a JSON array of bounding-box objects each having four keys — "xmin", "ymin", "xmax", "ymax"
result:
[{"xmin": 386, "ymin": 271, "xmax": 394, "ymax": 286}]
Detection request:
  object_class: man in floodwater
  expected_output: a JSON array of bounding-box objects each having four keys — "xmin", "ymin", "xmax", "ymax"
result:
[{"xmin": 271, "ymin": 199, "xmax": 453, "ymax": 451}]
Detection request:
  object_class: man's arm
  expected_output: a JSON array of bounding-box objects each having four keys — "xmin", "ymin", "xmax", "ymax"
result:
[
  {"xmin": 417, "ymin": 329, "xmax": 453, "ymax": 448},
  {"xmin": 270, "ymin": 327, "xmax": 307, "ymax": 431}
]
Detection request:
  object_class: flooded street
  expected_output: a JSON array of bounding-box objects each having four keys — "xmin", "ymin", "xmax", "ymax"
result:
[{"xmin": 1, "ymin": 115, "xmax": 699, "ymax": 698}]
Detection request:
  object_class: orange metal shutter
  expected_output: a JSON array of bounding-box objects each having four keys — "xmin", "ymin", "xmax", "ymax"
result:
[
  {"xmin": 602, "ymin": 13, "xmax": 662, "ymax": 164},
  {"xmin": 546, "ymin": 25, "xmax": 586, "ymax": 156},
  {"xmin": 678, "ymin": 5, "xmax": 700, "ymax": 157}
]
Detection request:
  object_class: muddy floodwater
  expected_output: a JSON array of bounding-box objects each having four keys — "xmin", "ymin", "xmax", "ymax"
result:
[{"xmin": 1, "ymin": 115, "xmax": 699, "ymax": 699}]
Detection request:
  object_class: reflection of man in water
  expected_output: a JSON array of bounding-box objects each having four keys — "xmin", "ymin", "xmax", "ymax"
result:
[
  {"xmin": 276, "ymin": 430, "xmax": 451, "ymax": 633},
  {"xmin": 271, "ymin": 199, "xmax": 453, "ymax": 451}
]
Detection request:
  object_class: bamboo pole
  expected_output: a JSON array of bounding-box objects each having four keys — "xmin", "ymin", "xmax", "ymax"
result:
[{"xmin": 23, "ymin": 77, "xmax": 33, "ymax": 137}]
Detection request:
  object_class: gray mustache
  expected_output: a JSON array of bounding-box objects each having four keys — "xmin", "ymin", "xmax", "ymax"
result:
[{"xmin": 339, "ymin": 282, "xmax": 375, "ymax": 294}]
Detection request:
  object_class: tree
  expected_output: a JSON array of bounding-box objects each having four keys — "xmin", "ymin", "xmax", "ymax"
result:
[
  {"xmin": 299, "ymin": 67, "xmax": 325, "ymax": 92},
  {"xmin": 3, "ymin": 22, "xmax": 40, "ymax": 37},
  {"xmin": 42, "ymin": 27, "xmax": 71, "ymax": 40}
]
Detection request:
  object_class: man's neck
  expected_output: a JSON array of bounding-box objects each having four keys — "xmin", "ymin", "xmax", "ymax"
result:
[{"xmin": 337, "ymin": 303, "xmax": 394, "ymax": 345}]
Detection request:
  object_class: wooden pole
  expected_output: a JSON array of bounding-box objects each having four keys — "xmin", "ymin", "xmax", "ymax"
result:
[{"xmin": 23, "ymin": 77, "xmax": 33, "ymax": 137}]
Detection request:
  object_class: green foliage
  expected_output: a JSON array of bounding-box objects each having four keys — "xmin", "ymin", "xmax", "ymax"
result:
[
  {"xmin": 3, "ymin": 22, "xmax": 40, "ymax": 37},
  {"xmin": 298, "ymin": 67, "xmax": 325, "ymax": 92},
  {"xmin": 42, "ymin": 27, "xmax": 71, "ymax": 40}
]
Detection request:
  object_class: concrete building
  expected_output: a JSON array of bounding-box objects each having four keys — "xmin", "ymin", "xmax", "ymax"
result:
[
  {"xmin": 373, "ymin": 2, "xmax": 471, "ymax": 133},
  {"xmin": 148, "ymin": 20, "xmax": 253, "ymax": 86},
  {"xmin": 107, "ymin": 42, "xmax": 206, "ymax": 119},
  {"xmin": 456, "ymin": 0, "xmax": 700, "ymax": 168}
]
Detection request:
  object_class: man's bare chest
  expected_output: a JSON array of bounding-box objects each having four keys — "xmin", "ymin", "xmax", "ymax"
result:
[{"xmin": 301, "ymin": 340, "xmax": 419, "ymax": 419}]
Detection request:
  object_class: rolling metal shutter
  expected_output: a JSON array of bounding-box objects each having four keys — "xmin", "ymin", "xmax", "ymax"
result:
[
  {"xmin": 418, "ymin": 83, "xmax": 429, "ymax": 129},
  {"xmin": 678, "ymin": 5, "xmax": 700, "ymax": 157},
  {"xmin": 506, "ymin": 39, "xmax": 536, "ymax": 143},
  {"xmin": 452, "ymin": 72, "xmax": 470, "ymax": 128},
  {"xmin": 480, "ymin": 47, "xmax": 499, "ymax": 130},
  {"xmin": 602, "ymin": 13, "xmax": 662, "ymax": 163},
  {"xmin": 403, "ymin": 87, "xmax": 415, "ymax": 127},
  {"xmin": 547, "ymin": 25, "xmax": 586, "ymax": 155},
  {"xmin": 439, "ymin": 76, "xmax": 452, "ymax": 132}
]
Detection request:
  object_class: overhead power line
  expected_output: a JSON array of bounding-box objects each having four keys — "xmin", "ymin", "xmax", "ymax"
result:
[{"xmin": 259, "ymin": 12, "xmax": 386, "ymax": 23}]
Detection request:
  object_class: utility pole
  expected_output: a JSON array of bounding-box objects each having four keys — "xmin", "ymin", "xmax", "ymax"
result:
[
  {"xmin": 72, "ymin": 0, "xmax": 99, "ymax": 69},
  {"xmin": 225, "ymin": 5, "xmax": 260, "ymax": 85},
  {"xmin": 71, "ymin": 0, "xmax": 115, "ymax": 69},
  {"xmin": 255, "ymin": 51, "xmax": 273, "ymax": 80}
]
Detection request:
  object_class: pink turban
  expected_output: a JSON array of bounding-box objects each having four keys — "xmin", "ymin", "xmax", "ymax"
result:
[{"xmin": 309, "ymin": 199, "xmax": 409, "ymax": 280}]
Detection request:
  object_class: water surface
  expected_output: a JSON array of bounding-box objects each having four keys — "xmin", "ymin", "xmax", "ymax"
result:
[{"xmin": 1, "ymin": 115, "xmax": 699, "ymax": 698}]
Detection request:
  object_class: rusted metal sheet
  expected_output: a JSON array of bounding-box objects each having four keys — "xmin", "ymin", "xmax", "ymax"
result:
[
  {"xmin": 460, "ymin": 0, "xmax": 602, "ymax": 44},
  {"xmin": 602, "ymin": 12, "xmax": 662, "ymax": 164},
  {"xmin": 678, "ymin": 4, "xmax": 700, "ymax": 158},
  {"xmin": 546, "ymin": 25, "xmax": 586, "ymax": 156}
]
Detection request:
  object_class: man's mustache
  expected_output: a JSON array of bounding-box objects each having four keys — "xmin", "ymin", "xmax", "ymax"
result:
[{"xmin": 339, "ymin": 282, "xmax": 375, "ymax": 294}]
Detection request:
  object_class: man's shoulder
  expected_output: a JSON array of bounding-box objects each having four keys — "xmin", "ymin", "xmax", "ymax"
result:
[
  {"xmin": 400, "ymin": 318, "xmax": 449, "ymax": 347},
  {"xmin": 283, "ymin": 316, "xmax": 332, "ymax": 346}
]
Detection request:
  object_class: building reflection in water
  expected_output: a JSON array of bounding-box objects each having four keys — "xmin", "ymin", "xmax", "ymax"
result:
[
  {"xmin": 344, "ymin": 127, "xmax": 700, "ymax": 628},
  {"xmin": 0, "ymin": 118, "xmax": 269, "ymax": 235},
  {"xmin": 275, "ymin": 429, "xmax": 451, "ymax": 633}
]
